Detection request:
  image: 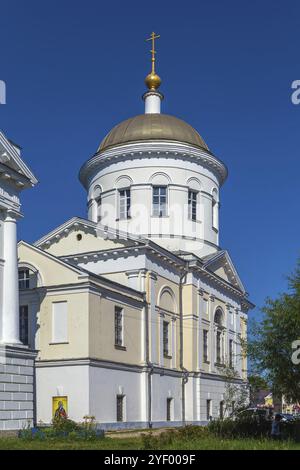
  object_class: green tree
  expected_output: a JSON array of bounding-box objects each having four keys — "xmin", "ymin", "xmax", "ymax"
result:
[
  {"xmin": 247, "ymin": 374, "xmax": 269, "ymax": 405},
  {"xmin": 247, "ymin": 258, "xmax": 300, "ymax": 403},
  {"xmin": 216, "ymin": 363, "xmax": 249, "ymax": 416}
]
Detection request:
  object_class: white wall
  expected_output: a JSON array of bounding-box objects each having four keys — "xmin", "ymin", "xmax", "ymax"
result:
[
  {"xmin": 199, "ymin": 375, "xmax": 233, "ymax": 421},
  {"xmin": 89, "ymin": 366, "xmax": 143, "ymax": 423},
  {"xmin": 36, "ymin": 365, "xmax": 90, "ymax": 423},
  {"xmin": 151, "ymin": 373, "xmax": 182, "ymax": 422},
  {"xmin": 85, "ymin": 149, "xmax": 223, "ymax": 257}
]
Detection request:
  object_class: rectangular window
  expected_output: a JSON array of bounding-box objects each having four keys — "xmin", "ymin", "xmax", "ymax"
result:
[
  {"xmin": 115, "ymin": 307, "xmax": 123, "ymax": 347},
  {"xmin": 166, "ymin": 398, "xmax": 173, "ymax": 421},
  {"xmin": 229, "ymin": 339, "xmax": 234, "ymax": 367},
  {"xmin": 206, "ymin": 399, "xmax": 212, "ymax": 421},
  {"xmin": 216, "ymin": 331, "xmax": 221, "ymax": 364},
  {"xmin": 153, "ymin": 186, "xmax": 167, "ymax": 217},
  {"xmin": 116, "ymin": 395, "xmax": 125, "ymax": 422},
  {"xmin": 19, "ymin": 305, "xmax": 29, "ymax": 345},
  {"xmin": 220, "ymin": 401, "xmax": 224, "ymax": 419},
  {"xmin": 19, "ymin": 269, "xmax": 30, "ymax": 289},
  {"xmin": 163, "ymin": 321, "xmax": 169, "ymax": 357},
  {"xmin": 188, "ymin": 190, "xmax": 197, "ymax": 221},
  {"xmin": 203, "ymin": 329, "xmax": 208, "ymax": 362},
  {"xmin": 52, "ymin": 301, "xmax": 68, "ymax": 343},
  {"xmin": 97, "ymin": 197, "xmax": 101, "ymax": 223},
  {"xmin": 119, "ymin": 189, "xmax": 131, "ymax": 220}
]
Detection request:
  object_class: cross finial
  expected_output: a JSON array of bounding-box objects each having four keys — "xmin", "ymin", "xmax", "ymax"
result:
[{"xmin": 146, "ymin": 32, "xmax": 160, "ymax": 74}]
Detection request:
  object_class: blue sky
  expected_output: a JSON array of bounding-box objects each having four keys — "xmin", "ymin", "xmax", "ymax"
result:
[{"xmin": 0, "ymin": 0, "xmax": 299, "ymax": 320}]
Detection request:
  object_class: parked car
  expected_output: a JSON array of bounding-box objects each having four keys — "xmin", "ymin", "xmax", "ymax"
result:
[{"xmin": 279, "ymin": 413, "xmax": 296, "ymax": 422}]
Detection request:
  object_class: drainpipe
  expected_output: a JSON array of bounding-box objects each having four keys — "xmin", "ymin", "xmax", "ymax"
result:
[
  {"xmin": 179, "ymin": 265, "xmax": 188, "ymax": 425},
  {"xmin": 144, "ymin": 271, "xmax": 153, "ymax": 429}
]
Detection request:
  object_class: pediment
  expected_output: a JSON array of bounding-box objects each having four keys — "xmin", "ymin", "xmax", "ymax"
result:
[
  {"xmin": 34, "ymin": 217, "xmax": 146, "ymax": 257},
  {"xmin": 202, "ymin": 250, "xmax": 246, "ymax": 294},
  {"xmin": 0, "ymin": 131, "xmax": 37, "ymax": 186}
]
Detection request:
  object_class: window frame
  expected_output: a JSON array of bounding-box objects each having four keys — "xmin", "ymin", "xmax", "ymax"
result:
[
  {"xmin": 229, "ymin": 339, "xmax": 234, "ymax": 368},
  {"xmin": 51, "ymin": 301, "xmax": 68, "ymax": 344},
  {"xmin": 216, "ymin": 331, "xmax": 222, "ymax": 364},
  {"xmin": 163, "ymin": 320, "xmax": 170, "ymax": 358},
  {"xmin": 114, "ymin": 306, "xmax": 124, "ymax": 348},
  {"xmin": 19, "ymin": 305, "xmax": 29, "ymax": 345},
  {"xmin": 96, "ymin": 196, "xmax": 102, "ymax": 223},
  {"xmin": 116, "ymin": 394, "xmax": 125, "ymax": 422},
  {"xmin": 188, "ymin": 189, "xmax": 197, "ymax": 221},
  {"xmin": 119, "ymin": 188, "xmax": 131, "ymax": 220},
  {"xmin": 203, "ymin": 329, "xmax": 209, "ymax": 363},
  {"xmin": 206, "ymin": 399, "xmax": 212, "ymax": 421},
  {"xmin": 18, "ymin": 269, "xmax": 30, "ymax": 290},
  {"xmin": 220, "ymin": 400, "xmax": 224, "ymax": 419},
  {"xmin": 152, "ymin": 185, "xmax": 168, "ymax": 217},
  {"xmin": 166, "ymin": 397, "xmax": 173, "ymax": 421}
]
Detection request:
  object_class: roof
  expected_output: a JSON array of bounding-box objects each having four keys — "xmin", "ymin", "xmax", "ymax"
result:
[
  {"xmin": 97, "ymin": 113, "xmax": 209, "ymax": 153},
  {"xmin": 0, "ymin": 130, "xmax": 38, "ymax": 186}
]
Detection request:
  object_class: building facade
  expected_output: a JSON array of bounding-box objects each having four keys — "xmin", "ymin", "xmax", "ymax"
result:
[{"xmin": 16, "ymin": 52, "xmax": 253, "ymax": 429}]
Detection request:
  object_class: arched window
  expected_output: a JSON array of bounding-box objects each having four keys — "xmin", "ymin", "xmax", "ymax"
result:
[
  {"xmin": 18, "ymin": 266, "xmax": 39, "ymax": 290},
  {"xmin": 150, "ymin": 173, "xmax": 170, "ymax": 218},
  {"xmin": 188, "ymin": 190, "xmax": 197, "ymax": 221},
  {"xmin": 90, "ymin": 185, "xmax": 102, "ymax": 223},
  {"xmin": 187, "ymin": 178, "xmax": 201, "ymax": 222},
  {"xmin": 214, "ymin": 308, "xmax": 223, "ymax": 327},
  {"xmin": 115, "ymin": 176, "xmax": 133, "ymax": 221},
  {"xmin": 119, "ymin": 188, "xmax": 131, "ymax": 220},
  {"xmin": 214, "ymin": 308, "xmax": 224, "ymax": 365}
]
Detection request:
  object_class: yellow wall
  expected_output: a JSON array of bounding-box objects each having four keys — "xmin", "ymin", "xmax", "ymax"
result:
[
  {"xmin": 18, "ymin": 242, "xmax": 81, "ymax": 286},
  {"xmin": 43, "ymin": 229, "xmax": 129, "ymax": 257},
  {"xmin": 88, "ymin": 293, "xmax": 143, "ymax": 365},
  {"xmin": 37, "ymin": 291, "xmax": 89, "ymax": 360}
]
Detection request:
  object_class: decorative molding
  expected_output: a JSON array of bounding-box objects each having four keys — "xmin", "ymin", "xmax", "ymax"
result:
[{"xmin": 79, "ymin": 141, "xmax": 228, "ymax": 189}]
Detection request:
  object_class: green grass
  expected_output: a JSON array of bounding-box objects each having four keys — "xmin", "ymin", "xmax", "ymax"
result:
[{"xmin": 0, "ymin": 436, "xmax": 300, "ymax": 450}]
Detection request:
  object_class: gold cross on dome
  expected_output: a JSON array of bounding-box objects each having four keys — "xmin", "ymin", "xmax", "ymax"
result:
[{"xmin": 146, "ymin": 32, "xmax": 160, "ymax": 73}]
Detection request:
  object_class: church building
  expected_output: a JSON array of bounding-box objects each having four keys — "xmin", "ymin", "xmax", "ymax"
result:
[{"xmin": 6, "ymin": 34, "xmax": 253, "ymax": 429}]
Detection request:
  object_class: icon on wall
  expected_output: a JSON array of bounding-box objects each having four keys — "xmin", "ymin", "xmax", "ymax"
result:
[{"xmin": 52, "ymin": 396, "xmax": 68, "ymax": 419}]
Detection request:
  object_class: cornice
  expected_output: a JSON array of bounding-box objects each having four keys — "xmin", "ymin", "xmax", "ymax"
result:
[{"xmin": 79, "ymin": 141, "xmax": 228, "ymax": 189}]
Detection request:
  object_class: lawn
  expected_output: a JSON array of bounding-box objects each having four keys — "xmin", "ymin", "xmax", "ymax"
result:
[{"xmin": 0, "ymin": 435, "xmax": 300, "ymax": 450}]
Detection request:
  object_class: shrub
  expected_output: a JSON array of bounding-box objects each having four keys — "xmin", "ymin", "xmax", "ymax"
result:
[
  {"xmin": 208, "ymin": 417, "xmax": 300, "ymax": 442},
  {"xmin": 208, "ymin": 417, "xmax": 270, "ymax": 439},
  {"xmin": 18, "ymin": 415, "xmax": 104, "ymax": 442},
  {"xmin": 52, "ymin": 416, "xmax": 80, "ymax": 435},
  {"xmin": 141, "ymin": 432, "xmax": 157, "ymax": 450},
  {"xmin": 18, "ymin": 422, "xmax": 46, "ymax": 441},
  {"xmin": 141, "ymin": 426, "xmax": 210, "ymax": 450},
  {"xmin": 176, "ymin": 425, "xmax": 210, "ymax": 440}
]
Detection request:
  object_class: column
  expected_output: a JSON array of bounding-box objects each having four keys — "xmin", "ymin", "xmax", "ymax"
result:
[{"xmin": 1, "ymin": 210, "xmax": 21, "ymax": 344}]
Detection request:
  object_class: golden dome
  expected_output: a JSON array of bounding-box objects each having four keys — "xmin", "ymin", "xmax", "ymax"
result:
[
  {"xmin": 97, "ymin": 114, "xmax": 209, "ymax": 153},
  {"xmin": 145, "ymin": 72, "xmax": 162, "ymax": 90}
]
